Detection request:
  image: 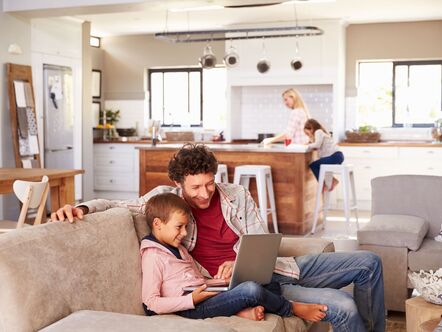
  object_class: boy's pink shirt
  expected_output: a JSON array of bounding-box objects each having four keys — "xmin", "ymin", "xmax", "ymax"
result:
[{"xmin": 140, "ymin": 238, "xmax": 206, "ymax": 314}]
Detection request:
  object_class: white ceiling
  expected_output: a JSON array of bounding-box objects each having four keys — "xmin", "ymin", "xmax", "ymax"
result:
[{"xmin": 33, "ymin": 0, "xmax": 442, "ymax": 36}]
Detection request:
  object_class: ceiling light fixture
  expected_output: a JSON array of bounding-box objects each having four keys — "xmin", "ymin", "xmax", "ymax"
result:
[
  {"xmin": 199, "ymin": 44, "xmax": 217, "ymax": 69},
  {"xmin": 224, "ymin": 43, "xmax": 240, "ymax": 68},
  {"xmin": 257, "ymin": 37, "xmax": 271, "ymax": 74}
]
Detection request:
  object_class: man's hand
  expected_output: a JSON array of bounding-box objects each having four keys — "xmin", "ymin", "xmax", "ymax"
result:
[
  {"xmin": 191, "ymin": 285, "xmax": 218, "ymax": 305},
  {"xmin": 214, "ymin": 261, "xmax": 235, "ymax": 279},
  {"xmin": 50, "ymin": 205, "xmax": 87, "ymax": 223}
]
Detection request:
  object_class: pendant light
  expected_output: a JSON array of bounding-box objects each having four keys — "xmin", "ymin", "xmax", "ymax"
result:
[
  {"xmin": 290, "ymin": 37, "xmax": 303, "ymax": 71},
  {"xmin": 257, "ymin": 37, "xmax": 271, "ymax": 74},
  {"xmin": 199, "ymin": 43, "xmax": 217, "ymax": 69},
  {"xmin": 224, "ymin": 41, "xmax": 240, "ymax": 68}
]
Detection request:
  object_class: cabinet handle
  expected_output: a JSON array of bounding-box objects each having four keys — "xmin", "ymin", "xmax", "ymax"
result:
[
  {"xmin": 362, "ymin": 150, "xmax": 371, "ymax": 154},
  {"xmin": 109, "ymin": 179, "xmax": 114, "ymax": 183},
  {"xmin": 364, "ymin": 166, "xmax": 372, "ymax": 169},
  {"xmin": 427, "ymin": 151, "xmax": 435, "ymax": 154},
  {"xmin": 109, "ymin": 146, "xmax": 115, "ymax": 150},
  {"xmin": 109, "ymin": 160, "xmax": 115, "ymax": 164}
]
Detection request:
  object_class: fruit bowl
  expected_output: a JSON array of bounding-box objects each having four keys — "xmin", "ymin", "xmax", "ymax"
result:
[{"xmin": 409, "ymin": 269, "xmax": 442, "ymax": 305}]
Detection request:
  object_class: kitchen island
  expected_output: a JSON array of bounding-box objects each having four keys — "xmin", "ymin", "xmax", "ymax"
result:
[{"xmin": 137, "ymin": 144, "xmax": 320, "ymax": 235}]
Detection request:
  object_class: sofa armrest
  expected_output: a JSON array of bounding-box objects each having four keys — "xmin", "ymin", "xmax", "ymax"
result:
[
  {"xmin": 279, "ymin": 237, "xmax": 335, "ymax": 257},
  {"xmin": 357, "ymin": 214, "xmax": 429, "ymax": 251}
]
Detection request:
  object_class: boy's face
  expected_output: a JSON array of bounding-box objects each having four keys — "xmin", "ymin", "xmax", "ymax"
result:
[
  {"xmin": 153, "ymin": 211, "xmax": 189, "ymax": 248},
  {"xmin": 176, "ymin": 172, "xmax": 216, "ymax": 210}
]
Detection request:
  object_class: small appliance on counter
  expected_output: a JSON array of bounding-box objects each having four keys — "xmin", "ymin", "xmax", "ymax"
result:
[{"xmin": 257, "ymin": 133, "xmax": 274, "ymax": 143}]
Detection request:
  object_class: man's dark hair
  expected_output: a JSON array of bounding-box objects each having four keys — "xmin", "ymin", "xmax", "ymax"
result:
[
  {"xmin": 144, "ymin": 193, "xmax": 191, "ymax": 229},
  {"xmin": 168, "ymin": 144, "xmax": 218, "ymax": 183}
]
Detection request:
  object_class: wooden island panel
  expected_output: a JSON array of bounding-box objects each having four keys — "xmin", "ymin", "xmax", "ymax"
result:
[{"xmin": 139, "ymin": 147, "xmax": 320, "ymax": 235}]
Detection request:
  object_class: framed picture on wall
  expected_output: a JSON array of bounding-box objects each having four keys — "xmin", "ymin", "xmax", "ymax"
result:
[
  {"xmin": 92, "ymin": 101, "xmax": 101, "ymax": 127},
  {"xmin": 92, "ymin": 69, "xmax": 101, "ymax": 98}
]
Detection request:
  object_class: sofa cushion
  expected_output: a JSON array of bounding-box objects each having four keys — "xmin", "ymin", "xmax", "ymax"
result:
[
  {"xmin": 132, "ymin": 212, "xmax": 150, "ymax": 242},
  {"xmin": 206, "ymin": 314, "xmax": 310, "ymax": 332},
  {"xmin": 357, "ymin": 214, "xmax": 429, "ymax": 250},
  {"xmin": 39, "ymin": 310, "xmax": 234, "ymax": 332},
  {"xmin": 408, "ymin": 238, "xmax": 442, "ymax": 271},
  {"xmin": 0, "ymin": 208, "xmax": 143, "ymax": 332}
]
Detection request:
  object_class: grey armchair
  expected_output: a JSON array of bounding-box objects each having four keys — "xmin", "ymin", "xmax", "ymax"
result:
[{"xmin": 357, "ymin": 175, "xmax": 442, "ymax": 312}]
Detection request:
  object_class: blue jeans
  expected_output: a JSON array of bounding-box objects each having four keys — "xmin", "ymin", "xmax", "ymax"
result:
[
  {"xmin": 272, "ymin": 251, "xmax": 385, "ymax": 332},
  {"xmin": 309, "ymin": 151, "xmax": 345, "ymax": 180},
  {"xmin": 176, "ymin": 281, "xmax": 293, "ymax": 319}
]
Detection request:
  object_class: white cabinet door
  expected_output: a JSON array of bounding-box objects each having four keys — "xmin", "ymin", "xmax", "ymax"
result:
[{"xmin": 93, "ymin": 144, "xmax": 140, "ymax": 193}]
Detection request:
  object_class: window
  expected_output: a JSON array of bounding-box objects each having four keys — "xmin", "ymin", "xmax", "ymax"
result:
[
  {"xmin": 90, "ymin": 36, "xmax": 101, "ymax": 48},
  {"xmin": 357, "ymin": 60, "xmax": 442, "ymax": 128},
  {"xmin": 148, "ymin": 67, "xmax": 226, "ymax": 128}
]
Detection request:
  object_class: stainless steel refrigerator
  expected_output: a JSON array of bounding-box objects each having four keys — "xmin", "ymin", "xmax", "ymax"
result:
[{"xmin": 43, "ymin": 64, "xmax": 74, "ymax": 171}]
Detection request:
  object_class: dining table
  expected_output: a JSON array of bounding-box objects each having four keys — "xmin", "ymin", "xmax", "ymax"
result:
[{"xmin": 0, "ymin": 168, "xmax": 85, "ymax": 213}]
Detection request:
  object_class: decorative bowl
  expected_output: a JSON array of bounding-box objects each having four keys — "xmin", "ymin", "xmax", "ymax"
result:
[{"xmin": 409, "ymin": 269, "xmax": 442, "ymax": 305}]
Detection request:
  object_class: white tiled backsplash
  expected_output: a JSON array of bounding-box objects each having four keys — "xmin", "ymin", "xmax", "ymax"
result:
[
  {"xmin": 235, "ymin": 85, "xmax": 333, "ymax": 139},
  {"xmin": 104, "ymin": 99, "xmax": 146, "ymax": 133}
]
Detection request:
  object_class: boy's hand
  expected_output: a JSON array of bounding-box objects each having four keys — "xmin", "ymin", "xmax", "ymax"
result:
[
  {"xmin": 192, "ymin": 285, "xmax": 218, "ymax": 305},
  {"xmin": 214, "ymin": 261, "xmax": 234, "ymax": 279}
]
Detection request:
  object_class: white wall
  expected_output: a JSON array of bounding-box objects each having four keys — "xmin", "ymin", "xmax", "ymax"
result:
[
  {"xmin": 30, "ymin": 17, "xmax": 84, "ymax": 201},
  {"xmin": 0, "ymin": 7, "xmax": 32, "ymax": 219},
  {"xmin": 226, "ymin": 20, "xmax": 346, "ymax": 141}
]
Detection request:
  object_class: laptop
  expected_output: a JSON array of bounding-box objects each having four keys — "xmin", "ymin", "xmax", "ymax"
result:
[{"xmin": 183, "ymin": 233, "xmax": 282, "ymax": 292}]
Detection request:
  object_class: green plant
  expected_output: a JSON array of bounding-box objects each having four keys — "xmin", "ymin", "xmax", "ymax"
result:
[
  {"xmin": 105, "ymin": 109, "xmax": 120, "ymax": 126},
  {"xmin": 357, "ymin": 125, "xmax": 377, "ymax": 134}
]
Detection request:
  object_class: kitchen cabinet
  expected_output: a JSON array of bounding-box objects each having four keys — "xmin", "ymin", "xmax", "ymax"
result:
[
  {"xmin": 330, "ymin": 145, "xmax": 442, "ymax": 210},
  {"xmin": 93, "ymin": 143, "xmax": 140, "ymax": 200}
]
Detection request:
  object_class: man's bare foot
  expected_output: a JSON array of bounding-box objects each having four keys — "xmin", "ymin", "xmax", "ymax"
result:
[
  {"xmin": 329, "ymin": 178, "xmax": 339, "ymax": 192},
  {"xmin": 292, "ymin": 302, "xmax": 327, "ymax": 322},
  {"xmin": 236, "ymin": 306, "xmax": 265, "ymax": 321}
]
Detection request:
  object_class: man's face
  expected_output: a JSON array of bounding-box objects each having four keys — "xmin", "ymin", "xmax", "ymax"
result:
[{"xmin": 176, "ymin": 173, "xmax": 216, "ymax": 210}]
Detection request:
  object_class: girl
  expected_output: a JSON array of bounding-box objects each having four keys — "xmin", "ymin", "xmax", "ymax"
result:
[
  {"xmin": 141, "ymin": 193, "xmax": 327, "ymax": 321},
  {"xmin": 304, "ymin": 119, "xmax": 344, "ymax": 191},
  {"xmin": 262, "ymin": 88, "xmax": 310, "ymax": 145}
]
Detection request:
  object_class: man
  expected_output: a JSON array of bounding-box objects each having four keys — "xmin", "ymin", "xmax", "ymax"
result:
[{"xmin": 52, "ymin": 144, "xmax": 385, "ymax": 331}]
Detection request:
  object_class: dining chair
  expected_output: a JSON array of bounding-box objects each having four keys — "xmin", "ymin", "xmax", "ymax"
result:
[{"xmin": 0, "ymin": 176, "xmax": 49, "ymax": 234}]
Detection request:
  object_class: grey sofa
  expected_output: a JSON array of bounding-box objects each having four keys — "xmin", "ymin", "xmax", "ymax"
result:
[
  {"xmin": 0, "ymin": 208, "xmax": 334, "ymax": 332},
  {"xmin": 357, "ymin": 175, "xmax": 442, "ymax": 312}
]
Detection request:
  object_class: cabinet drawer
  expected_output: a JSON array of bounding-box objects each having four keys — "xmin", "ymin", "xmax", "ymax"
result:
[
  {"xmin": 94, "ymin": 144, "xmax": 137, "ymax": 155},
  {"xmin": 94, "ymin": 174, "xmax": 137, "ymax": 192},
  {"xmin": 94, "ymin": 155, "xmax": 134, "ymax": 172},
  {"xmin": 398, "ymin": 147, "xmax": 442, "ymax": 160},
  {"xmin": 341, "ymin": 147, "xmax": 398, "ymax": 159}
]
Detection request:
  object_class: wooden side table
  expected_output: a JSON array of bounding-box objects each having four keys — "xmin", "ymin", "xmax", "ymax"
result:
[{"xmin": 406, "ymin": 296, "xmax": 442, "ymax": 332}]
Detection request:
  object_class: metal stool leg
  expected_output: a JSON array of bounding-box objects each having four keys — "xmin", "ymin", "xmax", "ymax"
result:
[
  {"xmin": 349, "ymin": 170, "xmax": 359, "ymax": 230},
  {"xmin": 256, "ymin": 170, "xmax": 268, "ymax": 227},
  {"xmin": 266, "ymin": 171, "xmax": 278, "ymax": 233},
  {"xmin": 312, "ymin": 167, "xmax": 326, "ymax": 234}
]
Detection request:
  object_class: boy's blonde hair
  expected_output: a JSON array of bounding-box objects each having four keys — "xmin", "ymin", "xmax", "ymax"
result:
[{"xmin": 144, "ymin": 193, "xmax": 191, "ymax": 229}]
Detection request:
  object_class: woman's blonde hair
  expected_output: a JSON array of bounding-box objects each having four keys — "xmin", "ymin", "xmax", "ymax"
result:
[{"xmin": 282, "ymin": 88, "xmax": 310, "ymax": 118}]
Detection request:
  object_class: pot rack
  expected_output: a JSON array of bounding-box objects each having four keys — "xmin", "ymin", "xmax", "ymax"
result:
[{"xmin": 155, "ymin": 25, "xmax": 323, "ymax": 43}]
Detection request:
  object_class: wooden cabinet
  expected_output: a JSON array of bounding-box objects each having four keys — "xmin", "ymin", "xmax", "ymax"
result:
[
  {"xmin": 330, "ymin": 146, "xmax": 442, "ymax": 210},
  {"xmin": 93, "ymin": 144, "xmax": 140, "ymax": 199}
]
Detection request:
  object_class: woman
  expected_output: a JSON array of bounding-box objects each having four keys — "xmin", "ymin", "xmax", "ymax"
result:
[
  {"xmin": 304, "ymin": 119, "xmax": 343, "ymax": 191},
  {"xmin": 262, "ymin": 88, "xmax": 310, "ymax": 145}
]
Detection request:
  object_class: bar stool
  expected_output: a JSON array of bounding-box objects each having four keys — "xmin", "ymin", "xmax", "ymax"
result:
[
  {"xmin": 233, "ymin": 165, "xmax": 278, "ymax": 233},
  {"xmin": 215, "ymin": 164, "xmax": 228, "ymax": 183},
  {"xmin": 311, "ymin": 164, "xmax": 359, "ymax": 234}
]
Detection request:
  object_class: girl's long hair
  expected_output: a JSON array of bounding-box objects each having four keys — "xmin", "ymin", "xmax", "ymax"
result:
[
  {"xmin": 282, "ymin": 88, "xmax": 311, "ymax": 118},
  {"xmin": 304, "ymin": 118, "xmax": 329, "ymax": 135}
]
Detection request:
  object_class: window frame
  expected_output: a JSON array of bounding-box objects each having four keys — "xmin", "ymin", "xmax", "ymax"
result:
[
  {"xmin": 148, "ymin": 67, "xmax": 203, "ymax": 127},
  {"xmin": 392, "ymin": 59, "xmax": 442, "ymax": 128}
]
